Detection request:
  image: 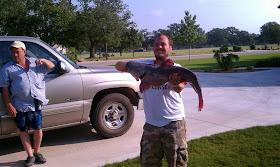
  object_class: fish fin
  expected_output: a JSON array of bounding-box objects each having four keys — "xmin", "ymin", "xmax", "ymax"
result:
[
  {"xmin": 140, "ymin": 80, "xmax": 151, "ymax": 93},
  {"xmin": 131, "ymin": 73, "xmax": 141, "ymax": 81}
]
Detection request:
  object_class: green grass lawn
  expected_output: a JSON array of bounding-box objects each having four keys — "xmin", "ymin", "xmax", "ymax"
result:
[
  {"xmin": 103, "ymin": 125, "xmax": 280, "ymax": 167},
  {"xmin": 174, "ymin": 53, "xmax": 280, "ymax": 70}
]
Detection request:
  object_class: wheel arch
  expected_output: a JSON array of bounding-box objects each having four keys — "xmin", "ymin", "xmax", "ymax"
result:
[{"xmin": 90, "ymin": 87, "xmax": 140, "ymax": 117}]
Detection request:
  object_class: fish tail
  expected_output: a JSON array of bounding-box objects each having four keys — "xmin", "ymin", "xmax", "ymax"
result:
[
  {"xmin": 198, "ymin": 94, "xmax": 203, "ymax": 111},
  {"xmin": 190, "ymin": 81, "xmax": 203, "ymax": 111}
]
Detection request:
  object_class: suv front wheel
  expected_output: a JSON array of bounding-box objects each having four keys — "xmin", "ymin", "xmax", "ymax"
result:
[{"xmin": 91, "ymin": 93, "xmax": 134, "ymax": 138}]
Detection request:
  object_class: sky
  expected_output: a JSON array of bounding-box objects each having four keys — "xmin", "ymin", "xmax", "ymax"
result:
[{"xmin": 121, "ymin": 0, "xmax": 280, "ymax": 34}]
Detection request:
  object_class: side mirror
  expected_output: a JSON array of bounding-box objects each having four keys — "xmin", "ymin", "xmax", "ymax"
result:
[{"xmin": 59, "ymin": 61, "xmax": 70, "ymax": 74}]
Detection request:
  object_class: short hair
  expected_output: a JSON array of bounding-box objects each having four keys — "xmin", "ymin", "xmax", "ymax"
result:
[{"xmin": 155, "ymin": 33, "xmax": 173, "ymax": 46}]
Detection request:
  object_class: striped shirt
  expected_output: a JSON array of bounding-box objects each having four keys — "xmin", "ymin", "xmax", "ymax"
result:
[{"xmin": 0, "ymin": 57, "xmax": 52, "ymax": 112}]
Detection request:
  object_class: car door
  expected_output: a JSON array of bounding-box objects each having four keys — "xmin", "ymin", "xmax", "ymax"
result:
[{"xmin": 0, "ymin": 40, "xmax": 84, "ymax": 135}]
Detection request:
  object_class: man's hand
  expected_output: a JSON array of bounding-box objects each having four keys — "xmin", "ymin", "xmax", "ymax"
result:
[
  {"xmin": 115, "ymin": 61, "xmax": 128, "ymax": 72},
  {"xmin": 169, "ymin": 73, "xmax": 181, "ymax": 85},
  {"xmin": 35, "ymin": 58, "xmax": 55, "ymax": 69},
  {"xmin": 169, "ymin": 73, "xmax": 185, "ymax": 93},
  {"xmin": 2, "ymin": 87, "xmax": 17, "ymax": 117},
  {"xmin": 7, "ymin": 103, "xmax": 17, "ymax": 117}
]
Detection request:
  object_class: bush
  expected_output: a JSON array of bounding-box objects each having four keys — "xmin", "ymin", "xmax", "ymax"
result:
[
  {"xmin": 65, "ymin": 47, "xmax": 80, "ymax": 62},
  {"xmin": 246, "ymin": 66, "xmax": 253, "ymax": 70},
  {"xmin": 213, "ymin": 50, "xmax": 239, "ymax": 71},
  {"xmin": 65, "ymin": 54, "xmax": 77, "ymax": 62},
  {"xmin": 233, "ymin": 46, "xmax": 242, "ymax": 52},
  {"xmin": 147, "ymin": 44, "xmax": 152, "ymax": 52},
  {"xmin": 255, "ymin": 57, "xmax": 280, "ymax": 67},
  {"xmin": 263, "ymin": 45, "xmax": 268, "ymax": 50},
  {"xmin": 220, "ymin": 44, "xmax": 229, "ymax": 52},
  {"xmin": 102, "ymin": 53, "xmax": 110, "ymax": 57},
  {"xmin": 250, "ymin": 45, "xmax": 256, "ymax": 50}
]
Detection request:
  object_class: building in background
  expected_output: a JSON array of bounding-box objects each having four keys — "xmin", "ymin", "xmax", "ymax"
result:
[{"xmin": 53, "ymin": 44, "xmax": 68, "ymax": 54}]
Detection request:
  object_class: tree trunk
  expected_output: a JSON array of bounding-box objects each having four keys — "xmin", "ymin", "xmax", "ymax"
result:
[
  {"xmin": 119, "ymin": 51, "xmax": 122, "ymax": 56},
  {"xmin": 188, "ymin": 45, "xmax": 191, "ymax": 61},
  {"xmin": 105, "ymin": 42, "xmax": 108, "ymax": 60},
  {"xmin": 99, "ymin": 47, "xmax": 101, "ymax": 59},
  {"xmin": 90, "ymin": 46, "xmax": 95, "ymax": 58}
]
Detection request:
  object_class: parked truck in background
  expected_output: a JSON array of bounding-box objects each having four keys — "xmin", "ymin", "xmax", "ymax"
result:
[{"xmin": 0, "ymin": 36, "xmax": 142, "ymax": 139}]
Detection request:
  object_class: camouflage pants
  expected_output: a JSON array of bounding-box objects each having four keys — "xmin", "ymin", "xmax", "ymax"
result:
[{"xmin": 140, "ymin": 119, "xmax": 188, "ymax": 167}]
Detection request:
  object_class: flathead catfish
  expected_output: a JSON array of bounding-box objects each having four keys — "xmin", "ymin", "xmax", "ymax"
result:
[{"xmin": 116, "ymin": 61, "xmax": 203, "ymax": 111}]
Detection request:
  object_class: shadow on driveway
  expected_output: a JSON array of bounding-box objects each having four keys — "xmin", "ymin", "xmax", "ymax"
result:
[{"xmin": 0, "ymin": 122, "xmax": 102, "ymax": 156}]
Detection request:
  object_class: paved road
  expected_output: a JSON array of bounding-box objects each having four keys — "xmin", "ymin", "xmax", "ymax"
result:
[
  {"xmin": 1, "ymin": 57, "xmax": 280, "ymax": 167},
  {"xmin": 77, "ymin": 49, "xmax": 280, "ymax": 67}
]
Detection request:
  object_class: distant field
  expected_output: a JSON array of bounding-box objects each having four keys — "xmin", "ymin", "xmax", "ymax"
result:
[{"xmin": 75, "ymin": 44, "xmax": 280, "ymax": 61}]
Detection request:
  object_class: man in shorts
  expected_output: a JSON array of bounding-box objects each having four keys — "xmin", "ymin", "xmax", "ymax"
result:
[{"xmin": 0, "ymin": 41, "xmax": 55, "ymax": 167}]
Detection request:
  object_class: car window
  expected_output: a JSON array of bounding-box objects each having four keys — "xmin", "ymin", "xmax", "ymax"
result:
[
  {"xmin": 0, "ymin": 41, "xmax": 58, "ymax": 71},
  {"xmin": 25, "ymin": 42, "xmax": 57, "ymax": 66},
  {"xmin": 0, "ymin": 42, "xmax": 13, "ymax": 68}
]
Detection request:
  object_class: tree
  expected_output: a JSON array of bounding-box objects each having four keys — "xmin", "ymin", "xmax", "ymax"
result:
[
  {"xmin": 206, "ymin": 28, "xmax": 228, "ymax": 47},
  {"xmin": 117, "ymin": 26, "xmax": 143, "ymax": 57},
  {"xmin": 225, "ymin": 27, "xmax": 239, "ymax": 45},
  {"xmin": 167, "ymin": 23, "xmax": 183, "ymax": 49},
  {"xmin": 175, "ymin": 11, "xmax": 205, "ymax": 61},
  {"xmin": 140, "ymin": 29, "xmax": 152, "ymax": 51},
  {"xmin": 0, "ymin": 0, "xmax": 76, "ymax": 45},
  {"xmin": 167, "ymin": 23, "xmax": 182, "ymax": 39},
  {"xmin": 127, "ymin": 27, "xmax": 143, "ymax": 57},
  {"xmin": 260, "ymin": 22, "xmax": 280, "ymax": 45},
  {"xmin": 117, "ymin": 29, "xmax": 130, "ymax": 57},
  {"xmin": 237, "ymin": 30, "xmax": 254, "ymax": 46},
  {"xmin": 0, "ymin": 0, "xmax": 30, "ymax": 35},
  {"xmin": 74, "ymin": 0, "xmax": 132, "ymax": 58},
  {"xmin": 194, "ymin": 27, "xmax": 206, "ymax": 48}
]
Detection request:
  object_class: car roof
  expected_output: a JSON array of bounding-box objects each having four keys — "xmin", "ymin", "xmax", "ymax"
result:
[{"xmin": 0, "ymin": 36, "xmax": 42, "ymax": 43}]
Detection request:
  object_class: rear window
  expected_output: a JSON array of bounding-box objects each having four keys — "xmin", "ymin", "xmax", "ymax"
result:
[{"xmin": 0, "ymin": 42, "xmax": 13, "ymax": 68}]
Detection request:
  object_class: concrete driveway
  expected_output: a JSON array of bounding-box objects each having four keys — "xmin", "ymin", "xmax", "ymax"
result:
[
  {"xmin": 185, "ymin": 67, "xmax": 280, "ymax": 140},
  {"xmin": 0, "ymin": 67, "xmax": 280, "ymax": 167}
]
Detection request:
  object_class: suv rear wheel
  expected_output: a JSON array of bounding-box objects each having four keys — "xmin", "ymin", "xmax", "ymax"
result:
[{"xmin": 91, "ymin": 93, "xmax": 134, "ymax": 138}]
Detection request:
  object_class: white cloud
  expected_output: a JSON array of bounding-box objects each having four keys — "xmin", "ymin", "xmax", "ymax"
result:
[{"xmin": 151, "ymin": 9, "xmax": 164, "ymax": 17}]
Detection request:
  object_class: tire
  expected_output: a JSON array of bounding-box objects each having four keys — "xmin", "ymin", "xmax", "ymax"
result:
[{"xmin": 90, "ymin": 93, "xmax": 134, "ymax": 138}]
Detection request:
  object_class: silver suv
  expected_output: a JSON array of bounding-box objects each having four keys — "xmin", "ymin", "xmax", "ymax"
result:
[{"xmin": 0, "ymin": 36, "xmax": 142, "ymax": 139}]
